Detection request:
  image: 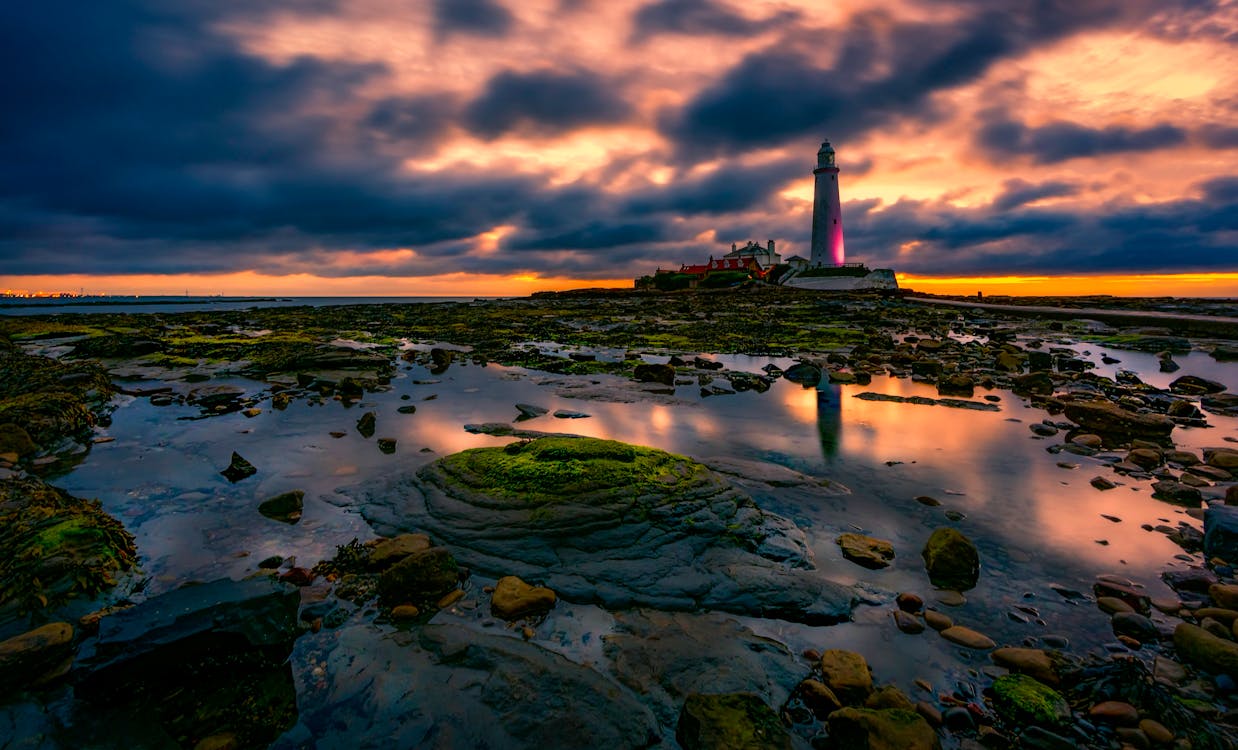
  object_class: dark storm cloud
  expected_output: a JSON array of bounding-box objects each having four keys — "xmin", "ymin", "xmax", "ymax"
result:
[
  {"xmin": 991, "ymin": 179, "xmax": 1079, "ymax": 211},
  {"xmin": 462, "ymin": 69, "xmax": 633, "ymax": 138},
  {"xmin": 432, "ymin": 0, "xmax": 514, "ymax": 37},
  {"xmin": 659, "ymin": 1, "xmax": 1197, "ymax": 161},
  {"xmin": 623, "ymin": 158, "xmax": 803, "ymax": 215},
  {"xmin": 1198, "ymin": 124, "xmax": 1238, "ymax": 148},
  {"xmin": 364, "ymin": 95, "xmax": 460, "ymax": 146},
  {"xmin": 977, "ymin": 114, "xmax": 1186, "ymax": 163},
  {"xmin": 839, "ymin": 176, "xmax": 1238, "ymax": 276},
  {"xmin": 631, "ymin": 0, "xmax": 799, "ymax": 41}
]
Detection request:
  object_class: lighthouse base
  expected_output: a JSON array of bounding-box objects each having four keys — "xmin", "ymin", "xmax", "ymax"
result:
[{"xmin": 783, "ymin": 268, "xmax": 898, "ymax": 292}]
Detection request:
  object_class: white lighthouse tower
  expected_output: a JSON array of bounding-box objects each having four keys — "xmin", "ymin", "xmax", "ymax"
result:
[{"xmin": 810, "ymin": 139, "xmax": 845, "ymax": 267}]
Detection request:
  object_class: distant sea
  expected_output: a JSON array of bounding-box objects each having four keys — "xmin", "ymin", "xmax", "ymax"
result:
[{"xmin": 0, "ymin": 296, "xmax": 489, "ymax": 316}]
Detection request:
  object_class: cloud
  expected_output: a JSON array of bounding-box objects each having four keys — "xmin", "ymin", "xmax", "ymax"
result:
[
  {"xmin": 991, "ymin": 179, "xmax": 1080, "ymax": 211},
  {"xmin": 462, "ymin": 69, "xmax": 633, "ymax": 138},
  {"xmin": 978, "ymin": 114, "xmax": 1187, "ymax": 163},
  {"xmin": 431, "ymin": 0, "xmax": 514, "ymax": 37},
  {"xmin": 630, "ymin": 0, "xmax": 798, "ymax": 41}
]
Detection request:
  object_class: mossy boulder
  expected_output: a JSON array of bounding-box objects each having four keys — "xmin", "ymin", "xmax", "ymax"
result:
[
  {"xmin": 818, "ymin": 649, "xmax": 874, "ymax": 705},
  {"xmin": 0, "ymin": 391, "xmax": 95, "ymax": 447},
  {"xmin": 826, "ymin": 707, "xmax": 941, "ymax": 750},
  {"xmin": 676, "ymin": 692, "xmax": 791, "ymax": 750},
  {"xmin": 991, "ymin": 673, "xmax": 1071, "ymax": 727},
  {"xmin": 921, "ymin": 527, "xmax": 979, "ymax": 591},
  {"xmin": 376, "ymin": 546, "xmax": 459, "ymax": 606},
  {"xmin": 1173, "ymin": 623, "xmax": 1238, "ymax": 677},
  {"xmin": 358, "ymin": 436, "xmax": 856, "ymax": 624},
  {"xmin": 0, "ymin": 477, "xmax": 136, "ymax": 617},
  {"xmin": 0, "ymin": 423, "xmax": 36, "ymax": 458}
]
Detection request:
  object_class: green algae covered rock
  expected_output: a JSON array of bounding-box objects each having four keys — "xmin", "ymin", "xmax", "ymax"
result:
[
  {"xmin": 826, "ymin": 707, "xmax": 941, "ymax": 750},
  {"xmin": 1174, "ymin": 622, "xmax": 1238, "ymax": 676},
  {"xmin": 922, "ymin": 527, "xmax": 980, "ymax": 591},
  {"xmin": 991, "ymin": 673, "xmax": 1071, "ymax": 727},
  {"xmin": 0, "ymin": 477, "xmax": 136, "ymax": 616},
  {"xmin": 676, "ymin": 692, "xmax": 791, "ymax": 750},
  {"xmin": 358, "ymin": 436, "xmax": 856, "ymax": 624}
]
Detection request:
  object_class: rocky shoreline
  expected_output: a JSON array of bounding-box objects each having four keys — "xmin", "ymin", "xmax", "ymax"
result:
[{"xmin": 0, "ymin": 288, "xmax": 1236, "ymax": 748}]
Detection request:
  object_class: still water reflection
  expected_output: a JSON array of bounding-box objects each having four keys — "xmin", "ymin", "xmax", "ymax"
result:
[{"xmin": 49, "ymin": 350, "xmax": 1237, "ymax": 728}]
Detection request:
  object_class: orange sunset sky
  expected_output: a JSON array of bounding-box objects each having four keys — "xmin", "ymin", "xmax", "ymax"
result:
[{"xmin": 2, "ymin": 0, "xmax": 1236, "ymax": 297}]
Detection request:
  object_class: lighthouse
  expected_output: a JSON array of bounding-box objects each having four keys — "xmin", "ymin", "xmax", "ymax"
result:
[{"xmin": 810, "ymin": 139, "xmax": 845, "ymax": 266}]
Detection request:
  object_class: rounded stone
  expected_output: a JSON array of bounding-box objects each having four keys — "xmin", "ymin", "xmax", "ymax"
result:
[
  {"xmin": 1088, "ymin": 700, "xmax": 1139, "ymax": 726},
  {"xmin": 940, "ymin": 625, "xmax": 995, "ymax": 650}
]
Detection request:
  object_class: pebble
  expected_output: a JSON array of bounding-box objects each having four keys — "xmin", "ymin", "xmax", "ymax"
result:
[
  {"xmin": 893, "ymin": 610, "xmax": 925, "ymax": 634},
  {"xmin": 924, "ymin": 610, "xmax": 954, "ymax": 631},
  {"xmin": 390, "ymin": 605, "xmax": 420, "ymax": 620},
  {"xmin": 1138, "ymin": 718, "xmax": 1173, "ymax": 744},
  {"xmin": 896, "ymin": 592, "xmax": 924, "ymax": 612},
  {"xmin": 936, "ymin": 590, "xmax": 966, "ymax": 607},
  {"xmin": 1088, "ymin": 700, "xmax": 1139, "ymax": 726},
  {"xmin": 1097, "ymin": 596, "xmax": 1135, "ymax": 615},
  {"xmin": 940, "ymin": 626, "xmax": 996, "ymax": 650}
]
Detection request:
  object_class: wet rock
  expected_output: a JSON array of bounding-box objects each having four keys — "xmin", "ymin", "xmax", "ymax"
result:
[
  {"xmin": 797, "ymin": 679, "xmax": 841, "ymax": 718},
  {"xmin": 1139, "ymin": 718, "xmax": 1174, "ymax": 744},
  {"xmin": 1202, "ymin": 393, "xmax": 1238, "ymax": 417},
  {"xmin": 357, "ymin": 437, "xmax": 856, "ymax": 624},
  {"xmin": 258, "ymin": 490, "xmax": 304, "ymax": 524},
  {"xmin": 940, "ymin": 625, "xmax": 995, "ymax": 650},
  {"xmin": 376, "ymin": 546, "xmax": 459, "ymax": 606},
  {"xmin": 924, "ymin": 610, "xmax": 953, "ymax": 631},
  {"xmin": 819, "ymin": 649, "xmax": 874, "ymax": 705},
  {"xmin": 1206, "ymin": 447, "xmax": 1238, "ymax": 470},
  {"xmin": 1018, "ymin": 726, "xmax": 1077, "ymax": 750},
  {"xmin": 1098, "ymin": 596, "xmax": 1134, "ymax": 615},
  {"xmin": 1012, "ymin": 373, "xmax": 1054, "ymax": 396},
  {"xmin": 220, "ymin": 451, "xmax": 257, "ymax": 482},
  {"xmin": 1029, "ymin": 423, "xmax": 1058, "ymax": 437},
  {"xmin": 1127, "ymin": 448, "xmax": 1162, "ymax": 469},
  {"xmin": 369, "ymin": 533, "xmax": 432, "ymax": 570},
  {"xmin": 0, "ymin": 622, "xmax": 75, "ymax": 691},
  {"xmin": 356, "ymin": 411, "xmax": 376, "ymax": 438},
  {"xmin": 1151, "ymin": 480, "xmax": 1202, "ymax": 505},
  {"xmin": 1211, "ymin": 584, "xmax": 1238, "ymax": 610},
  {"xmin": 552, "ymin": 409, "xmax": 591, "ymax": 419},
  {"xmin": 490, "ymin": 575, "xmax": 556, "ymax": 620},
  {"xmin": 377, "ymin": 437, "xmax": 397, "ymax": 454},
  {"xmin": 0, "ymin": 476, "xmax": 137, "ymax": 613},
  {"xmin": 633, "ymin": 363, "xmax": 676, "ymax": 386},
  {"xmin": 837, "ymin": 533, "xmax": 895, "ymax": 569},
  {"xmin": 1112, "ymin": 612, "xmax": 1158, "ymax": 642},
  {"xmin": 991, "ymin": 674, "xmax": 1071, "ymax": 727},
  {"xmin": 936, "ymin": 374, "xmax": 974, "ymax": 397},
  {"xmin": 1173, "ymin": 623, "xmax": 1238, "ymax": 676},
  {"xmin": 76, "ymin": 577, "xmax": 301, "ymax": 748},
  {"xmin": 1090, "ymin": 476, "xmax": 1117, "ymax": 491},
  {"xmin": 865, "ymin": 685, "xmax": 914, "ymax": 711},
  {"xmin": 1089, "ymin": 700, "xmax": 1139, "ymax": 725},
  {"xmin": 991, "ymin": 647, "xmax": 1059, "ymax": 686},
  {"xmin": 676, "ymin": 692, "xmax": 789, "ymax": 750},
  {"xmin": 296, "ymin": 622, "xmax": 658, "ymax": 748},
  {"xmin": 827, "ymin": 707, "xmax": 941, "ymax": 750},
  {"xmin": 783, "ymin": 362, "xmax": 822, "ymax": 387},
  {"xmin": 896, "ymin": 592, "xmax": 923, "ymax": 612},
  {"xmin": 1170, "ymin": 375, "xmax": 1227, "ymax": 395},
  {"xmin": 390, "ymin": 604, "xmax": 420, "ymax": 620},
  {"xmin": 1204, "ymin": 505, "xmax": 1238, "ymax": 562},
  {"xmin": 1094, "ymin": 580, "xmax": 1150, "ymax": 614},
  {"xmin": 0, "ymin": 423, "xmax": 36, "ymax": 458},
  {"xmin": 1062, "ymin": 400, "xmax": 1174, "ymax": 439},
  {"xmin": 893, "ymin": 610, "xmax": 925, "ymax": 634},
  {"xmin": 922, "ymin": 527, "xmax": 980, "ymax": 591},
  {"xmin": 605, "ymin": 610, "xmax": 802, "ymax": 728}
]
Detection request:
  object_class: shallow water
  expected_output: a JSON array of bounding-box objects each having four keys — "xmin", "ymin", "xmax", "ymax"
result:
[{"xmin": 34, "ymin": 341, "xmax": 1238, "ymax": 745}]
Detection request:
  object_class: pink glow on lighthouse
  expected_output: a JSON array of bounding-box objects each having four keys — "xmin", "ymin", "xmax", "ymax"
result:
[{"xmin": 810, "ymin": 140, "xmax": 845, "ymax": 267}]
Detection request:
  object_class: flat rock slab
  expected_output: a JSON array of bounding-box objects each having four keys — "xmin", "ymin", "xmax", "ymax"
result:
[
  {"xmin": 355, "ymin": 437, "xmax": 856, "ymax": 624},
  {"xmin": 277, "ymin": 624, "xmax": 659, "ymax": 750}
]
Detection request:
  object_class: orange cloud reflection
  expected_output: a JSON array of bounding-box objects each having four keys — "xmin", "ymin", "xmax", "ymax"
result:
[{"xmin": 899, "ymin": 273, "xmax": 1238, "ymax": 297}]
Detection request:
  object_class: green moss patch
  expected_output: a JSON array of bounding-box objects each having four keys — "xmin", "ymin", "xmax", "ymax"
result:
[
  {"xmin": 0, "ymin": 477, "xmax": 137, "ymax": 615},
  {"xmin": 439, "ymin": 437, "xmax": 703, "ymax": 503},
  {"xmin": 992, "ymin": 673, "xmax": 1071, "ymax": 727}
]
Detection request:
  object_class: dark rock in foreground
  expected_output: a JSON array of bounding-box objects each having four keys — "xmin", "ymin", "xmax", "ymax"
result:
[
  {"xmin": 922, "ymin": 528, "xmax": 980, "ymax": 592},
  {"xmin": 0, "ymin": 476, "xmax": 136, "ymax": 621},
  {"xmin": 278, "ymin": 624, "xmax": 659, "ymax": 750},
  {"xmin": 76, "ymin": 577, "xmax": 301, "ymax": 749},
  {"xmin": 677, "ymin": 692, "xmax": 790, "ymax": 750},
  {"xmin": 1061, "ymin": 400, "xmax": 1174, "ymax": 439},
  {"xmin": 358, "ymin": 437, "xmax": 856, "ymax": 624}
]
